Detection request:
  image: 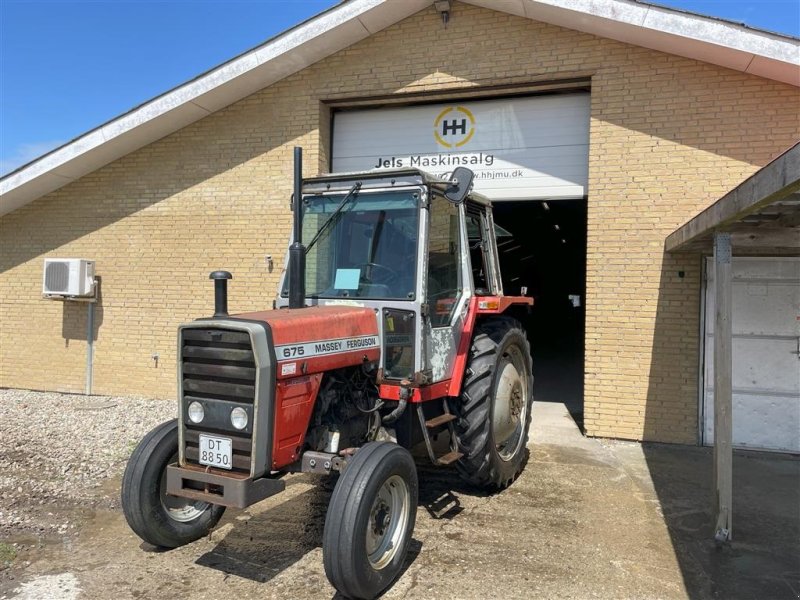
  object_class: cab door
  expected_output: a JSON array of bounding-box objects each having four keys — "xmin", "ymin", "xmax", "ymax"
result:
[
  {"xmin": 423, "ymin": 196, "xmax": 472, "ymax": 382},
  {"xmin": 465, "ymin": 201, "xmax": 501, "ymax": 296}
]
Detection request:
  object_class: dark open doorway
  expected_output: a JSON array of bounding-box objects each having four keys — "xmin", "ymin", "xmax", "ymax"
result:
[{"xmin": 492, "ymin": 200, "xmax": 587, "ymax": 426}]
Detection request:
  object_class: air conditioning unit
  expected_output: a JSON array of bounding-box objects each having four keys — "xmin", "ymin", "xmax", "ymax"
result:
[{"xmin": 42, "ymin": 259, "xmax": 95, "ymax": 298}]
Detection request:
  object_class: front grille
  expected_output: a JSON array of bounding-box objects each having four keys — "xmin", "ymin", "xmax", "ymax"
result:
[{"xmin": 181, "ymin": 327, "xmax": 256, "ymax": 474}]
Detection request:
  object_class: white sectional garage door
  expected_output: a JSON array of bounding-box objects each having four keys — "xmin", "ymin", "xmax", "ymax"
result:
[
  {"xmin": 331, "ymin": 93, "xmax": 590, "ymax": 201},
  {"xmin": 703, "ymin": 257, "xmax": 800, "ymax": 452}
]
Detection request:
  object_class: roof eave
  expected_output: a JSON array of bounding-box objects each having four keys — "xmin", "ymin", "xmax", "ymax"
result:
[
  {"xmin": 2, "ymin": 0, "xmax": 798, "ymax": 217},
  {"xmin": 463, "ymin": 0, "xmax": 799, "ymax": 85}
]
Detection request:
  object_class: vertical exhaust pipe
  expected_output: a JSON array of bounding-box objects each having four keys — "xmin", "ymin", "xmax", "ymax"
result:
[
  {"xmin": 210, "ymin": 270, "xmax": 232, "ymax": 317},
  {"xmin": 288, "ymin": 147, "xmax": 306, "ymax": 309}
]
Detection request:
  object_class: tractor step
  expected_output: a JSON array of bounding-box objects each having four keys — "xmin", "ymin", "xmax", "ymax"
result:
[
  {"xmin": 436, "ymin": 450, "xmax": 464, "ymax": 465},
  {"xmin": 425, "ymin": 413, "xmax": 457, "ymax": 428},
  {"xmin": 416, "ymin": 402, "xmax": 462, "ymax": 467}
]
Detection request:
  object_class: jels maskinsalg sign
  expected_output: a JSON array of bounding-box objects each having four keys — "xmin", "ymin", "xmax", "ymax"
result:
[{"xmin": 332, "ymin": 94, "xmax": 590, "ymax": 201}]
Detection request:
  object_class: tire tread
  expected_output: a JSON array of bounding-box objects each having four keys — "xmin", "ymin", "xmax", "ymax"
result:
[
  {"xmin": 453, "ymin": 317, "xmax": 534, "ymax": 490},
  {"xmin": 121, "ymin": 419, "xmax": 224, "ymax": 548},
  {"xmin": 323, "ymin": 442, "xmax": 417, "ymax": 599}
]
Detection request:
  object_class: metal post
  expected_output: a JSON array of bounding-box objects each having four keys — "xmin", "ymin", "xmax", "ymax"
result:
[
  {"xmin": 85, "ymin": 301, "xmax": 95, "ymax": 395},
  {"xmin": 713, "ymin": 231, "xmax": 733, "ymax": 542}
]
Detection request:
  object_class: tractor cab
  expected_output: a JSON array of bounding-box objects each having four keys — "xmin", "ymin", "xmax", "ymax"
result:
[{"xmin": 276, "ymin": 167, "xmax": 507, "ymax": 386}]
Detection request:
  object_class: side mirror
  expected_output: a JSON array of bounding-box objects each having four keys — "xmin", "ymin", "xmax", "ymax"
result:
[{"xmin": 443, "ymin": 167, "xmax": 474, "ymax": 204}]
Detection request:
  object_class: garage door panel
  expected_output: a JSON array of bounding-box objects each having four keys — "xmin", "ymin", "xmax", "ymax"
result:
[
  {"xmin": 333, "ymin": 114, "xmax": 589, "ymax": 155},
  {"xmin": 704, "ymin": 336, "xmax": 800, "ymax": 393},
  {"xmin": 704, "ymin": 391, "xmax": 800, "ymax": 452},
  {"xmin": 729, "ymin": 257, "xmax": 800, "ymax": 280},
  {"xmin": 705, "ymin": 282, "xmax": 798, "ymax": 337},
  {"xmin": 332, "ymin": 96, "xmax": 590, "ymax": 153},
  {"xmin": 731, "ymin": 284, "xmax": 798, "ymax": 335},
  {"xmin": 332, "ymin": 147, "xmax": 588, "ymax": 174}
]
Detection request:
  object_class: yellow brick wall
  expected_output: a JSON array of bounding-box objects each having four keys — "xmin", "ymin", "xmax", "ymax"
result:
[{"xmin": 1, "ymin": 2, "xmax": 798, "ymax": 443}]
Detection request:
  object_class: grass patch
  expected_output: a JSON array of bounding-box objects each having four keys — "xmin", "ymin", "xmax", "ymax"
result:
[
  {"xmin": 114, "ymin": 438, "xmax": 139, "ymax": 461},
  {"xmin": 0, "ymin": 542, "xmax": 17, "ymax": 567}
]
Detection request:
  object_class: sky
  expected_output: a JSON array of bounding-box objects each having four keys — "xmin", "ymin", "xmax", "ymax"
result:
[{"xmin": 1, "ymin": 0, "xmax": 798, "ymax": 177}]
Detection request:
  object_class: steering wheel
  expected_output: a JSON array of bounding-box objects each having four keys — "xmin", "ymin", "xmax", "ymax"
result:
[{"xmin": 358, "ymin": 262, "xmax": 399, "ymax": 285}]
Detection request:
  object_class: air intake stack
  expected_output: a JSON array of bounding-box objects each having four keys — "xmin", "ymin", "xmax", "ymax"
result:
[
  {"xmin": 209, "ymin": 270, "xmax": 232, "ymax": 317},
  {"xmin": 288, "ymin": 146, "xmax": 306, "ymax": 309}
]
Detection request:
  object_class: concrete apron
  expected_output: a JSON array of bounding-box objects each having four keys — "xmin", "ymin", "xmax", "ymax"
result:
[
  {"xmin": 529, "ymin": 402, "xmax": 800, "ymax": 600},
  {"xmin": 3, "ymin": 402, "xmax": 797, "ymax": 599}
]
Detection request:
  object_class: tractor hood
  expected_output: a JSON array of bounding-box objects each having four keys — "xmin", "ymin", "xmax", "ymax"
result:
[{"xmin": 233, "ymin": 305, "xmax": 380, "ymax": 378}]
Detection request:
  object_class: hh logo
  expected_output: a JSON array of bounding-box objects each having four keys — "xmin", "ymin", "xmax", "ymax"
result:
[{"xmin": 434, "ymin": 106, "xmax": 475, "ymax": 148}]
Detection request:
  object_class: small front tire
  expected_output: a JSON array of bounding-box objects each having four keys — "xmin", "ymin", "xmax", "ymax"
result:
[
  {"xmin": 121, "ymin": 419, "xmax": 225, "ymax": 548},
  {"xmin": 323, "ymin": 442, "xmax": 418, "ymax": 599}
]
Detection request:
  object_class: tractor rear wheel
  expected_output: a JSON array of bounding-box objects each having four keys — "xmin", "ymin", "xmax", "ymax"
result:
[
  {"xmin": 121, "ymin": 419, "xmax": 225, "ymax": 548},
  {"xmin": 454, "ymin": 316, "xmax": 533, "ymax": 490},
  {"xmin": 323, "ymin": 442, "xmax": 418, "ymax": 599}
]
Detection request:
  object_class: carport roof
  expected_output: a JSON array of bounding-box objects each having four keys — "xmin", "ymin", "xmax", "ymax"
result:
[
  {"xmin": 1, "ymin": 0, "xmax": 799, "ymax": 217},
  {"xmin": 665, "ymin": 142, "xmax": 800, "ymax": 253}
]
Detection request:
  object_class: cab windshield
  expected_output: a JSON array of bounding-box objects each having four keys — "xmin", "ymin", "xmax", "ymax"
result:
[{"xmin": 282, "ymin": 190, "xmax": 420, "ymax": 300}]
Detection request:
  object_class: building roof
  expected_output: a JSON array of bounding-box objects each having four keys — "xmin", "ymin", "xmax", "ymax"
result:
[
  {"xmin": 2, "ymin": 0, "xmax": 799, "ymax": 217},
  {"xmin": 666, "ymin": 142, "xmax": 800, "ymax": 253}
]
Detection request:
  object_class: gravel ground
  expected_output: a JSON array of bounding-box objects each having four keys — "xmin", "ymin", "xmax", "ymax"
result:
[
  {"xmin": 2, "ymin": 397, "xmax": 794, "ymax": 599},
  {"xmin": 0, "ymin": 389, "xmax": 174, "ymax": 544}
]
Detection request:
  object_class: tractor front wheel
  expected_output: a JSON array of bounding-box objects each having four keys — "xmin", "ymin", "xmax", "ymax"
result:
[
  {"xmin": 454, "ymin": 316, "xmax": 533, "ymax": 490},
  {"xmin": 121, "ymin": 419, "xmax": 225, "ymax": 548},
  {"xmin": 323, "ymin": 442, "xmax": 418, "ymax": 599}
]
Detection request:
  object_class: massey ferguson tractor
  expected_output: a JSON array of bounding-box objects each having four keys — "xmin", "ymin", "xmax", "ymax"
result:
[{"xmin": 122, "ymin": 148, "xmax": 534, "ymax": 599}]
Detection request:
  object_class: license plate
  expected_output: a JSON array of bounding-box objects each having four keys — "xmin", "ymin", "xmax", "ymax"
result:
[{"xmin": 198, "ymin": 434, "xmax": 233, "ymax": 470}]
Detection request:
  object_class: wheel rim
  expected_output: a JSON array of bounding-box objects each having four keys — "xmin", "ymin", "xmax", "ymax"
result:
[
  {"xmin": 159, "ymin": 455, "xmax": 210, "ymax": 523},
  {"xmin": 365, "ymin": 475, "xmax": 411, "ymax": 570},
  {"xmin": 492, "ymin": 344, "xmax": 529, "ymax": 462}
]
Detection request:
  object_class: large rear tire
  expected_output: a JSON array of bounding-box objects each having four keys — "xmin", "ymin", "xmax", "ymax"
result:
[
  {"xmin": 323, "ymin": 442, "xmax": 418, "ymax": 599},
  {"xmin": 121, "ymin": 419, "xmax": 225, "ymax": 548},
  {"xmin": 453, "ymin": 316, "xmax": 533, "ymax": 490}
]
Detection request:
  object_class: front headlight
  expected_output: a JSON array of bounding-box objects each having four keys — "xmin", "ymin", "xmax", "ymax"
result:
[
  {"xmin": 187, "ymin": 401, "xmax": 204, "ymax": 424},
  {"xmin": 230, "ymin": 407, "xmax": 248, "ymax": 430}
]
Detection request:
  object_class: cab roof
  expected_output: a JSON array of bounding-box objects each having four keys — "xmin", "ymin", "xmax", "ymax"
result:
[{"xmin": 302, "ymin": 168, "xmax": 491, "ymax": 206}]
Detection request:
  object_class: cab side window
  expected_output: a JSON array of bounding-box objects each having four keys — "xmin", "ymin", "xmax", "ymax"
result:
[
  {"xmin": 466, "ymin": 203, "xmax": 497, "ymax": 295},
  {"xmin": 426, "ymin": 197, "xmax": 462, "ymax": 327}
]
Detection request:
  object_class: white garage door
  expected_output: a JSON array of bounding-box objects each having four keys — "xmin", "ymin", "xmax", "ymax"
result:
[
  {"xmin": 331, "ymin": 93, "xmax": 590, "ymax": 201},
  {"xmin": 703, "ymin": 257, "xmax": 800, "ymax": 452}
]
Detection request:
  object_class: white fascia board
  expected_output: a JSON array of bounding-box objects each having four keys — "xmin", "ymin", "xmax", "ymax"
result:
[
  {"xmin": 464, "ymin": 0, "xmax": 799, "ymax": 85},
  {"xmin": 0, "ymin": 0, "xmax": 431, "ymax": 216},
  {"xmin": 748, "ymin": 54, "xmax": 800, "ymax": 85},
  {"xmin": 467, "ymin": 0, "xmax": 527, "ymax": 18},
  {"xmin": 640, "ymin": 5, "xmax": 797, "ymax": 63},
  {"xmin": 522, "ymin": 0, "xmax": 651, "ymax": 29}
]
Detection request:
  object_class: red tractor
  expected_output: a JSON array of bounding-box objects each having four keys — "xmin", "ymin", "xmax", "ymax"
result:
[{"xmin": 122, "ymin": 148, "xmax": 534, "ymax": 599}]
